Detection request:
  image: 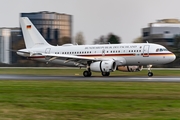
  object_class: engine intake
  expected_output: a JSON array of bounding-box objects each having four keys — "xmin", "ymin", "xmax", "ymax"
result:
[
  {"xmin": 90, "ymin": 61, "xmax": 116, "ymax": 72},
  {"xmin": 117, "ymin": 65, "xmax": 143, "ymax": 72}
]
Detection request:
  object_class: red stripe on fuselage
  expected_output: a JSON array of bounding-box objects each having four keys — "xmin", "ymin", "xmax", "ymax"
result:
[
  {"xmin": 28, "ymin": 53, "xmax": 174, "ymax": 59},
  {"xmin": 78, "ymin": 53, "xmax": 174, "ymax": 57}
]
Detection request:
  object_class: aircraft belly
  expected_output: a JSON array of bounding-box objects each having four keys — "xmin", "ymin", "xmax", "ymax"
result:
[
  {"xmin": 125, "ymin": 56, "xmax": 170, "ymax": 65},
  {"xmin": 124, "ymin": 56, "xmax": 142, "ymax": 65}
]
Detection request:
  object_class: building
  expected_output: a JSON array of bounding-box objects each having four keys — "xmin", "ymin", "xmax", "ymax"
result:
[
  {"xmin": 142, "ymin": 19, "xmax": 180, "ymax": 46},
  {"xmin": 0, "ymin": 29, "xmax": 11, "ymax": 64},
  {"xmin": 21, "ymin": 11, "xmax": 72, "ymax": 45},
  {"xmin": 0, "ymin": 28, "xmax": 22, "ymax": 64}
]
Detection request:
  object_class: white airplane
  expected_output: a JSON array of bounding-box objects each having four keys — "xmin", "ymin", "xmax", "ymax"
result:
[{"xmin": 17, "ymin": 17, "xmax": 176, "ymax": 77}]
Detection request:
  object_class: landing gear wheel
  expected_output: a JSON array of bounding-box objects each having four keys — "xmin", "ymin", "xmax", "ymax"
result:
[
  {"xmin": 102, "ymin": 72, "xmax": 110, "ymax": 76},
  {"xmin": 148, "ymin": 72, "xmax": 153, "ymax": 77},
  {"xmin": 83, "ymin": 71, "xmax": 92, "ymax": 77},
  {"xmin": 147, "ymin": 65, "xmax": 153, "ymax": 77}
]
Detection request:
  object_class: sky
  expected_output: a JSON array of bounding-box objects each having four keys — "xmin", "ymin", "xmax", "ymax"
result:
[{"xmin": 0, "ymin": 0, "xmax": 180, "ymax": 44}]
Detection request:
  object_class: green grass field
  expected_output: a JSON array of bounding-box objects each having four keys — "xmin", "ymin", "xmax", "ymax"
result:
[
  {"xmin": 0, "ymin": 68, "xmax": 179, "ymax": 76},
  {"xmin": 0, "ymin": 68, "xmax": 180, "ymax": 120},
  {"xmin": 0, "ymin": 81, "xmax": 180, "ymax": 120}
]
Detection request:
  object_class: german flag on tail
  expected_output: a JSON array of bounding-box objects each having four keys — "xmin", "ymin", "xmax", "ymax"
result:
[{"xmin": 26, "ymin": 25, "xmax": 31, "ymax": 29}]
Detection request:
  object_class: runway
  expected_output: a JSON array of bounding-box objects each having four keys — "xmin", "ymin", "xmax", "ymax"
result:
[{"xmin": 0, "ymin": 74, "xmax": 179, "ymax": 82}]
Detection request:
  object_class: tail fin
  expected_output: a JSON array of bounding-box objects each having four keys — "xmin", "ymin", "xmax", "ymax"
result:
[{"xmin": 20, "ymin": 17, "xmax": 51, "ymax": 48}]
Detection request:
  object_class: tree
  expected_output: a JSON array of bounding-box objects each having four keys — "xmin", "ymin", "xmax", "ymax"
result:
[
  {"xmin": 174, "ymin": 35, "xmax": 180, "ymax": 50},
  {"xmin": 75, "ymin": 32, "xmax": 85, "ymax": 45},
  {"xmin": 133, "ymin": 37, "xmax": 143, "ymax": 43},
  {"xmin": 163, "ymin": 34, "xmax": 180, "ymax": 67},
  {"xmin": 93, "ymin": 33, "xmax": 121, "ymax": 44},
  {"xmin": 93, "ymin": 36, "xmax": 106, "ymax": 44},
  {"xmin": 171, "ymin": 35, "xmax": 180, "ymax": 67},
  {"xmin": 59, "ymin": 37, "xmax": 71, "ymax": 45},
  {"xmin": 107, "ymin": 33, "xmax": 121, "ymax": 44}
]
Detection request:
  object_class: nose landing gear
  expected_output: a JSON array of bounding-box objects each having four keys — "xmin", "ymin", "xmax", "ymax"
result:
[{"xmin": 147, "ymin": 65, "xmax": 153, "ymax": 77}]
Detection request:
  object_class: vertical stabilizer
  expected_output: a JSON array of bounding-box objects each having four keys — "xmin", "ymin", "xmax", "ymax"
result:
[{"xmin": 20, "ymin": 17, "xmax": 51, "ymax": 48}]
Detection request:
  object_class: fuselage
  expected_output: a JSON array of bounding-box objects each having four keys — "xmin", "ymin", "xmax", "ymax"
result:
[
  {"xmin": 18, "ymin": 17, "xmax": 176, "ymax": 77},
  {"xmin": 17, "ymin": 43, "xmax": 176, "ymax": 67}
]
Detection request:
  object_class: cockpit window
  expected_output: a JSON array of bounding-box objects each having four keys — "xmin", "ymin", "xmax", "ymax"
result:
[
  {"xmin": 163, "ymin": 48, "xmax": 168, "ymax": 51},
  {"xmin": 156, "ymin": 48, "xmax": 168, "ymax": 52}
]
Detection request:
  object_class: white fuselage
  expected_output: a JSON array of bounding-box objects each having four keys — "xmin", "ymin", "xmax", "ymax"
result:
[
  {"xmin": 17, "ymin": 17, "xmax": 176, "ymax": 77},
  {"xmin": 18, "ymin": 43, "xmax": 176, "ymax": 67}
]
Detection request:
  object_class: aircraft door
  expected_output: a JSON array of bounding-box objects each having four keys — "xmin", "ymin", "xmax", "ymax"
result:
[
  {"xmin": 143, "ymin": 45, "xmax": 149, "ymax": 57},
  {"xmin": 45, "ymin": 48, "xmax": 51, "ymax": 54}
]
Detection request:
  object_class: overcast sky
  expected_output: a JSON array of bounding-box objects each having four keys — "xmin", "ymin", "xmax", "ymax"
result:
[{"xmin": 0, "ymin": 0, "xmax": 180, "ymax": 44}]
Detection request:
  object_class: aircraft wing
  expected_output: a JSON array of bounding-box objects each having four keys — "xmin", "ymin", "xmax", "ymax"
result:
[{"xmin": 41, "ymin": 53, "xmax": 99, "ymax": 65}]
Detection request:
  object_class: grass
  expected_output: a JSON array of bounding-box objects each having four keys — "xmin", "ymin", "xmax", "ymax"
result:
[
  {"xmin": 0, "ymin": 68, "xmax": 179, "ymax": 119},
  {"xmin": 0, "ymin": 68, "xmax": 179, "ymax": 76},
  {"xmin": 0, "ymin": 81, "xmax": 180, "ymax": 119}
]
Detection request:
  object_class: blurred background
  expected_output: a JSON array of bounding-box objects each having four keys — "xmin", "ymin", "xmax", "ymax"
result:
[{"xmin": 0, "ymin": 0, "xmax": 179, "ymax": 67}]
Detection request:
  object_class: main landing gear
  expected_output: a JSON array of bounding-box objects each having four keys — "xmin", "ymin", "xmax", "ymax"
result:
[
  {"xmin": 83, "ymin": 61, "xmax": 110, "ymax": 77},
  {"xmin": 147, "ymin": 65, "xmax": 153, "ymax": 77},
  {"xmin": 101, "ymin": 72, "xmax": 110, "ymax": 76},
  {"xmin": 83, "ymin": 70, "xmax": 92, "ymax": 77},
  {"xmin": 83, "ymin": 71, "xmax": 110, "ymax": 77},
  {"xmin": 83, "ymin": 61, "xmax": 92, "ymax": 77}
]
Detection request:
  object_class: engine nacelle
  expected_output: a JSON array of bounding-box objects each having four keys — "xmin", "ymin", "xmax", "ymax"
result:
[
  {"xmin": 90, "ymin": 61, "xmax": 116, "ymax": 72},
  {"xmin": 117, "ymin": 65, "xmax": 143, "ymax": 72}
]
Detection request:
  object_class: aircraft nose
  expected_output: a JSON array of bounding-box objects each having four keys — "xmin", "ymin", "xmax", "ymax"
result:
[
  {"xmin": 172, "ymin": 53, "xmax": 176, "ymax": 61},
  {"xmin": 170, "ymin": 53, "xmax": 176, "ymax": 62}
]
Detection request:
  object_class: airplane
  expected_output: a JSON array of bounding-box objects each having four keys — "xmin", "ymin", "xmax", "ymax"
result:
[{"xmin": 17, "ymin": 17, "xmax": 176, "ymax": 77}]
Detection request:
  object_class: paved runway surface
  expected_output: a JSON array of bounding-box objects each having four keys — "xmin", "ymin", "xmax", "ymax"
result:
[{"xmin": 0, "ymin": 74, "xmax": 179, "ymax": 82}]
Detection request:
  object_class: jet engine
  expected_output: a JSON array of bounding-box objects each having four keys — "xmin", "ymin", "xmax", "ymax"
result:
[
  {"xmin": 117, "ymin": 65, "xmax": 143, "ymax": 72},
  {"xmin": 90, "ymin": 61, "xmax": 116, "ymax": 72}
]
